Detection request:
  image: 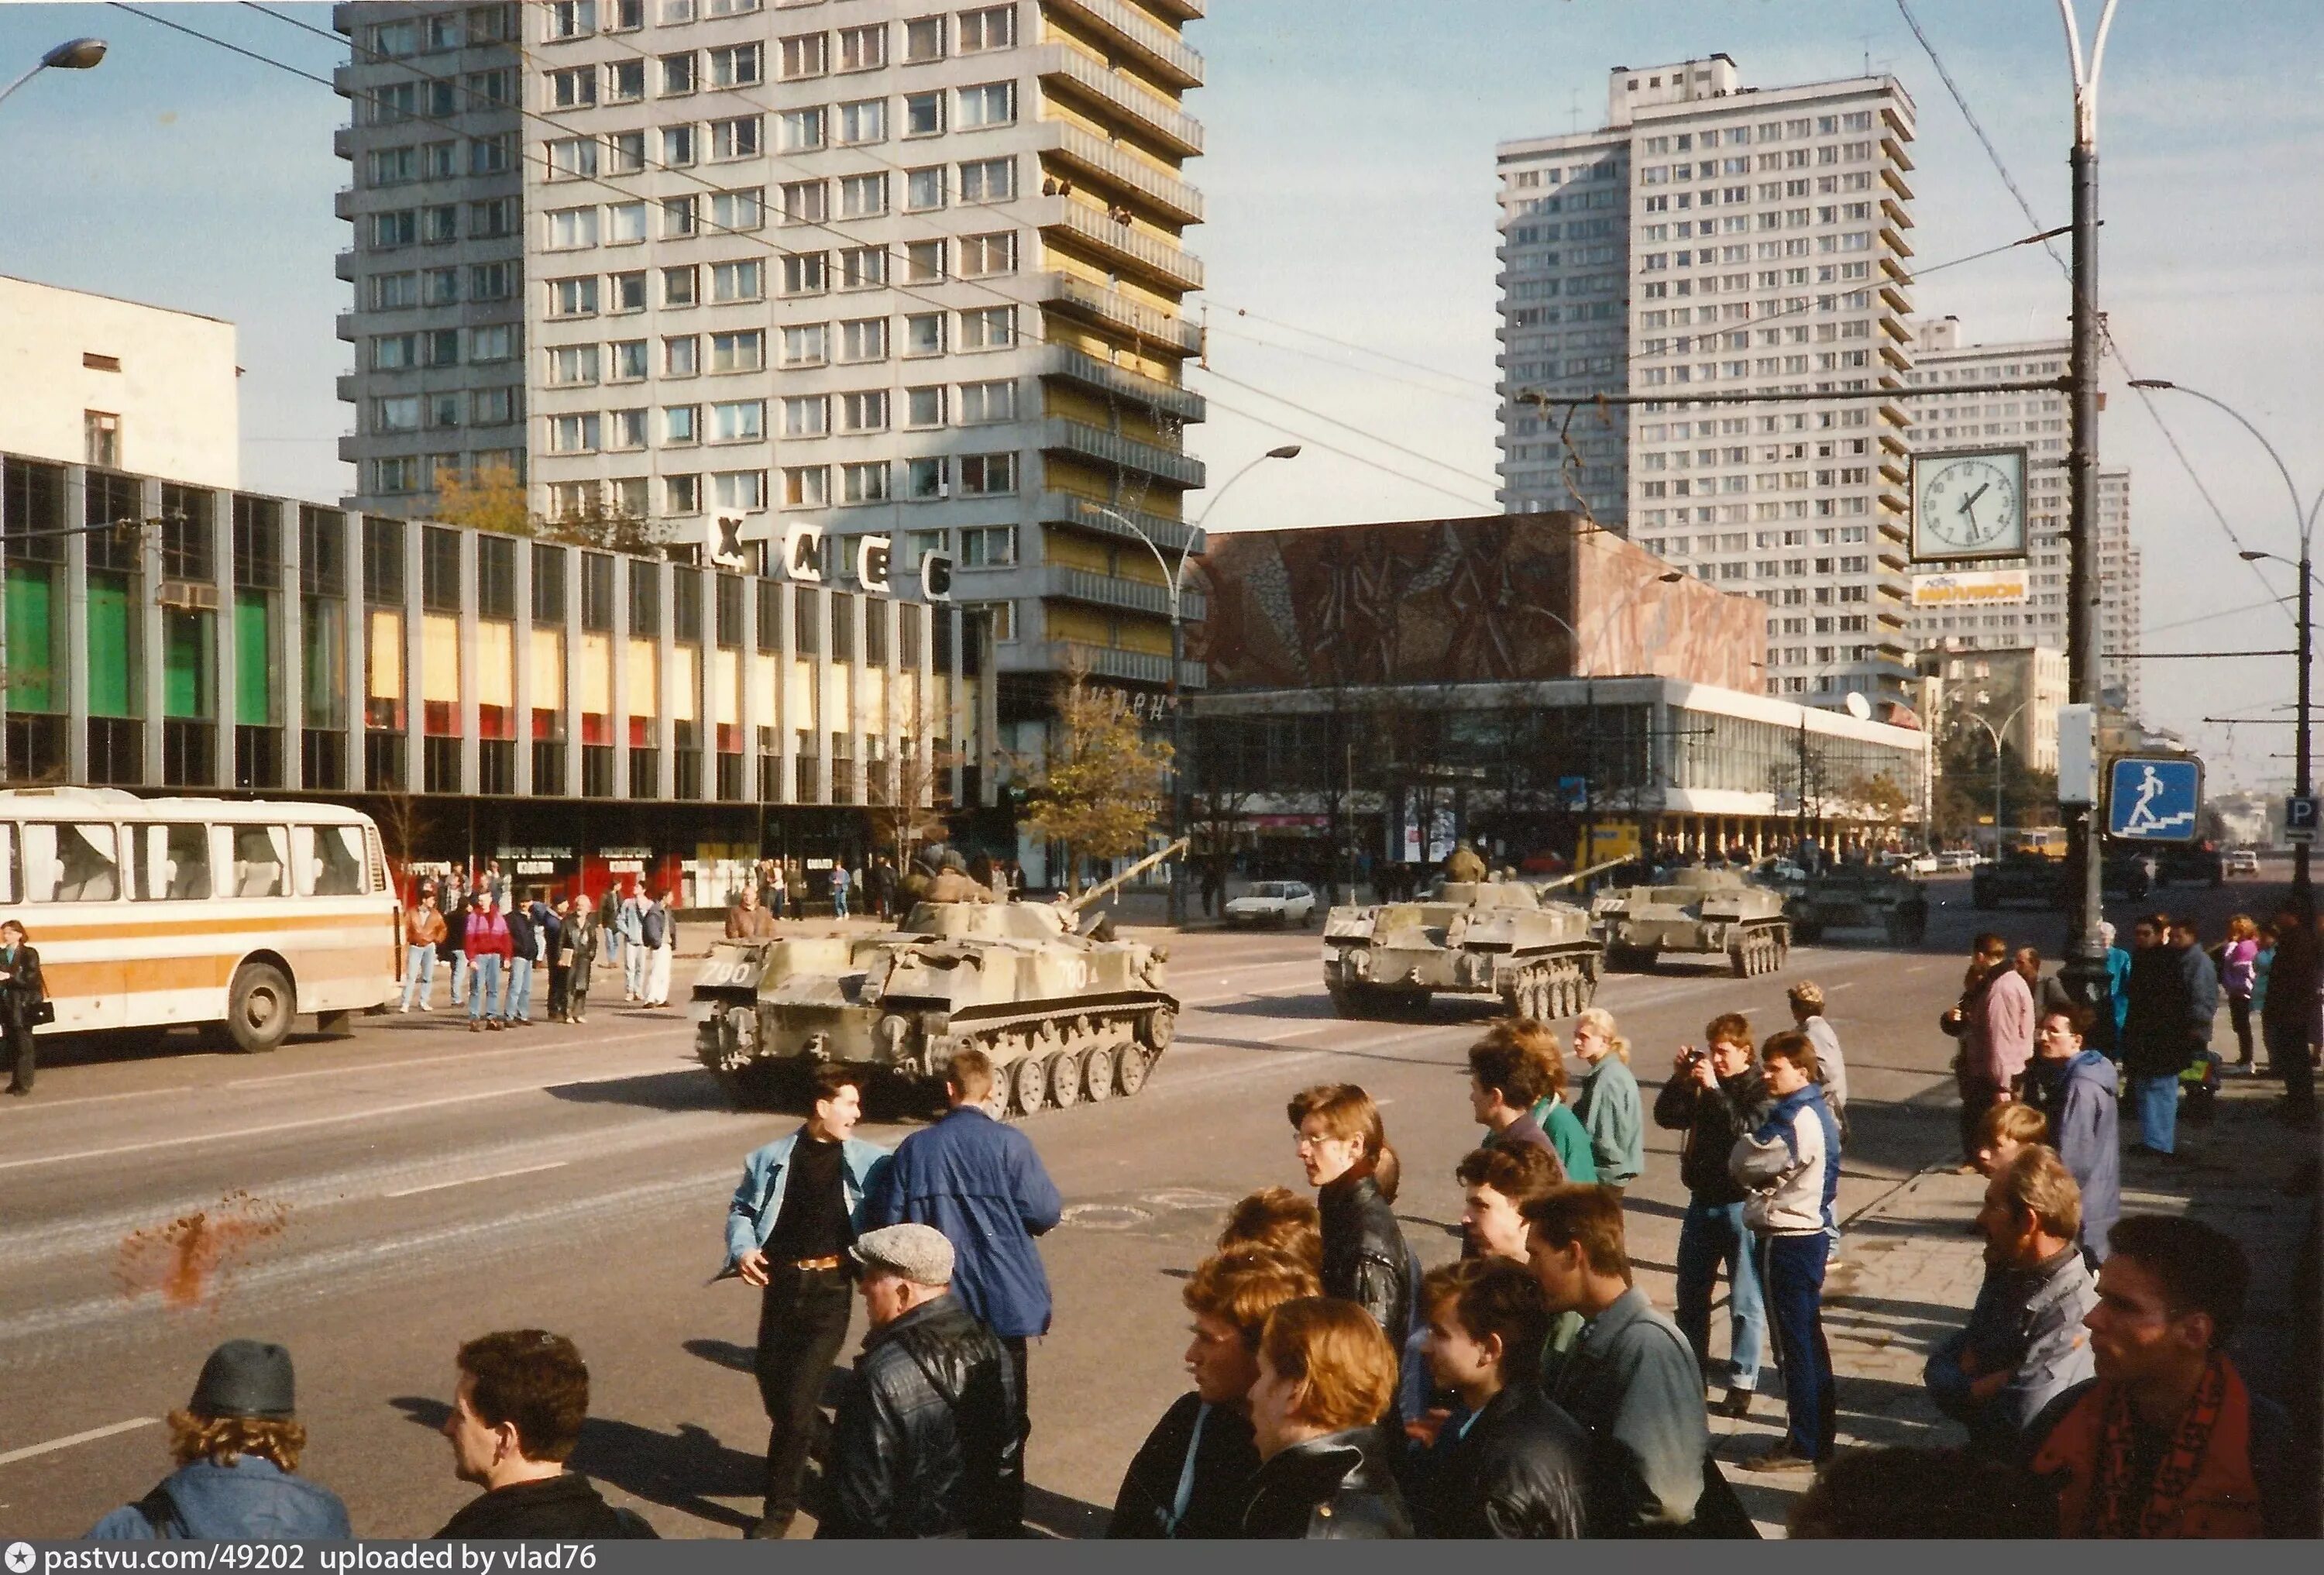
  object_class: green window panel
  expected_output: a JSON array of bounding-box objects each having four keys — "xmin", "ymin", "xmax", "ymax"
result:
[
  {"xmin": 5, "ymin": 566, "xmax": 57, "ymax": 714},
  {"xmin": 163, "ymin": 607, "xmax": 215, "ymax": 719},
  {"xmin": 86, "ymin": 573, "xmax": 138, "ymax": 718},
  {"xmin": 235, "ymin": 591, "xmax": 276, "ymax": 724}
]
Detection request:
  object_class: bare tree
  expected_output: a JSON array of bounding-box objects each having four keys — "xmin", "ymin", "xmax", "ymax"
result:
[{"xmin": 866, "ymin": 700, "xmax": 968, "ymax": 871}]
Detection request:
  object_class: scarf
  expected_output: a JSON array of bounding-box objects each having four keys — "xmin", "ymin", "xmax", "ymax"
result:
[{"xmin": 2082, "ymin": 1353, "xmax": 2229, "ymax": 1538}]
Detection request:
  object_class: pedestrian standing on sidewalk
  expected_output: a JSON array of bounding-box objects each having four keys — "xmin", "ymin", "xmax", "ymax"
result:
[
  {"xmin": 562, "ymin": 894, "xmax": 599, "ymax": 1024},
  {"xmin": 1569, "ymin": 1008, "xmax": 1643, "ymax": 1191},
  {"xmin": 1453, "ymin": 1145, "xmax": 1583, "ymax": 1385},
  {"xmin": 865, "ymin": 1048, "xmax": 1061, "ymax": 1532},
  {"xmin": 1108, "ymin": 1250, "xmax": 1321, "ymax": 1539},
  {"xmin": 86, "ymin": 1340, "xmax": 351, "ymax": 1539},
  {"xmin": 1730, "ymin": 1030, "xmax": 1841, "ymax": 1474},
  {"xmin": 2121, "ymin": 914, "xmax": 2190, "ymax": 1154},
  {"xmin": 617, "ymin": 884, "xmax": 646, "ymax": 1002},
  {"xmin": 462, "ymin": 894, "xmax": 511, "ymax": 1033},
  {"xmin": 830, "ymin": 863, "xmax": 852, "ymax": 920},
  {"xmin": 1487, "ymin": 1020, "xmax": 1597, "ymax": 1181},
  {"xmin": 639, "ymin": 889, "xmax": 674, "ymax": 1008},
  {"xmin": 2099, "ymin": 920, "xmax": 2132, "ymax": 1048},
  {"xmin": 1239, "ymin": 1298, "xmax": 1413, "ymax": 1539},
  {"xmin": 1948, "ymin": 933, "xmax": 2034, "ymax": 1171},
  {"xmin": 2016, "ymin": 947, "xmax": 2075, "ymax": 1027},
  {"xmin": 1652, "ymin": 1013, "xmax": 1772, "ymax": 1420},
  {"xmin": 444, "ymin": 882, "xmax": 471, "ymax": 1009},
  {"xmin": 541, "ymin": 899, "xmax": 570, "ymax": 1022},
  {"xmin": 401, "ymin": 890, "xmax": 445, "ymax": 1012},
  {"xmin": 503, "ymin": 899, "xmax": 537, "ymax": 1027},
  {"xmin": 2220, "ymin": 915, "xmax": 2260, "ymax": 1071},
  {"xmin": 2262, "ymin": 899, "xmax": 2319, "ymax": 1126},
  {"xmin": 433, "ymin": 1332, "xmax": 654, "ymax": 1537},
  {"xmin": 2171, "ymin": 914, "xmax": 2223, "ymax": 1119},
  {"xmin": 1467, "ymin": 1033, "xmax": 1560, "ymax": 1165},
  {"xmin": 1287, "ymin": 1083, "xmax": 1412, "ymax": 1351},
  {"xmin": 1787, "ymin": 982, "xmax": 1850, "ymax": 1143},
  {"xmin": 1219, "ymin": 1188, "xmax": 1322, "ymax": 1269},
  {"xmin": 0, "ymin": 921, "xmax": 46, "ymax": 1099},
  {"xmin": 2024, "ymin": 1005, "xmax": 2119, "ymax": 1264},
  {"xmin": 724, "ymin": 1064, "xmax": 892, "ymax": 1540}
]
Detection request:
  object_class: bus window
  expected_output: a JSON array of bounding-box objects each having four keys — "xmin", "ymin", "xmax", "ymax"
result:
[
  {"xmin": 231, "ymin": 826, "xmax": 290, "ymax": 898},
  {"xmin": 132, "ymin": 824, "xmax": 214, "ymax": 901},
  {"xmin": 0, "ymin": 824, "xmax": 15, "ymax": 905},
  {"xmin": 295, "ymin": 824, "xmax": 369, "ymax": 897},
  {"xmin": 24, "ymin": 822, "xmax": 121, "ymax": 902}
]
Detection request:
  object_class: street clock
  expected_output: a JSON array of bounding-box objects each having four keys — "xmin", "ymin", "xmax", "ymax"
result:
[{"xmin": 1910, "ymin": 446, "xmax": 2028, "ymax": 564}]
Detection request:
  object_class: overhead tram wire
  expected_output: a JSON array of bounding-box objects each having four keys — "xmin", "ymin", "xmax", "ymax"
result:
[
  {"xmin": 1193, "ymin": 394, "xmax": 1502, "ymax": 518},
  {"xmin": 1191, "ymin": 366, "xmax": 1502, "ymax": 491},
  {"xmin": 1891, "ymin": 0, "xmax": 2271, "ymax": 589}
]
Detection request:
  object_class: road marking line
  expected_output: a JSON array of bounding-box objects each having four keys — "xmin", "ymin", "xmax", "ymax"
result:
[
  {"xmin": 14, "ymin": 1084, "xmax": 196, "ymax": 1109},
  {"xmin": 0, "ymin": 1418, "xmax": 159, "ymax": 1468},
  {"xmin": 228, "ymin": 1026, "xmax": 684, "ymax": 1088},
  {"xmin": 383, "ymin": 1161, "xmax": 570, "ymax": 1199}
]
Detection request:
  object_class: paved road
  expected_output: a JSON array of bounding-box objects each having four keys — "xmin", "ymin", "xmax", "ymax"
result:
[{"xmin": 0, "ymin": 872, "xmax": 2287, "ymax": 1537}]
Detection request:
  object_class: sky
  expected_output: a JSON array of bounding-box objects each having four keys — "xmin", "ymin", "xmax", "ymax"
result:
[{"xmin": 1, "ymin": 0, "xmax": 2319, "ymax": 787}]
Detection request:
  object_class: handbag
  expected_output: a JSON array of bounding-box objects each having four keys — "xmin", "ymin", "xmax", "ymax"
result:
[{"xmin": 29, "ymin": 999, "xmax": 55, "ymax": 1027}]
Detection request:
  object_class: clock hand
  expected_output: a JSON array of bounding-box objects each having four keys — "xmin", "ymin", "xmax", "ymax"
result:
[{"xmin": 1957, "ymin": 483, "xmax": 1991, "ymax": 514}]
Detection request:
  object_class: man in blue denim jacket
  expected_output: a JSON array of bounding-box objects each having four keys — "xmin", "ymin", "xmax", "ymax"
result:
[{"xmin": 724, "ymin": 1064, "xmax": 892, "ymax": 1539}]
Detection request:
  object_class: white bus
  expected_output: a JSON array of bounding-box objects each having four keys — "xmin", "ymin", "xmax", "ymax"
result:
[{"xmin": 0, "ymin": 788, "xmax": 401, "ymax": 1053}]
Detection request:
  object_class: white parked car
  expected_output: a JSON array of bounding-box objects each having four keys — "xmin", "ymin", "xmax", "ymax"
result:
[
  {"xmin": 2227, "ymin": 848, "xmax": 2260, "ymax": 875},
  {"xmin": 1224, "ymin": 881, "xmax": 1318, "ymax": 928}
]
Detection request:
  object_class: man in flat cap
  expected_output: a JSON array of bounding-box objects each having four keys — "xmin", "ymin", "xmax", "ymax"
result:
[
  {"xmin": 817, "ymin": 1223, "xmax": 1020, "ymax": 1539},
  {"xmin": 89, "ymin": 1339, "xmax": 352, "ymax": 1539}
]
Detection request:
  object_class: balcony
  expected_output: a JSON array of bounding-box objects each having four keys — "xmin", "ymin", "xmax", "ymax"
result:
[
  {"xmin": 334, "ymin": 186, "xmax": 356, "ymax": 220},
  {"xmin": 1038, "ymin": 491, "xmax": 1202, "ymax": 555},
  {"xmin": 335, "ymin": 373, "xmax": 359, "ymax": 401},
  {"xmin": 1035, "ymin": 43, "xmax": 1204, "ymax": 157},
  {"xmin": 1881, "ymin": 133, "xmax": 1915, "ymax": 174},
  {"xmin": 336, "ymin": 312, "xmax": 356, "ymax": 342},
  {"xmin": 1047, "ymin": 0, "xmax": 1204, "ymax": 89},
  {"xmin": 1149, "ymin": 0, "xmax": 1205, "ymax": 15},
  {"xmin": 1040, "ymin": 345, "xmax": 1206, "ymax": 422},
  {"xmin": 1881, "ymin": 164, "xmax": 1913, "ymax": 202},
  {"xmin": 1880, "ymin": 196, "xmax": 1913, "ymax": 230},
  {"xmin": 335, "ymin": 249, "xmax": 357, "ymax": 282},
  {"xmin": 1037, "ymin": 562, "xmax": 1207, "ymax": 623},
  {"xmin": 1039, "ymin": 271, "xmax": 1202, "ymax": 356},
  {"xmin": 1040, "ymin": 417, "xmax": 1206, "ymax": 490},
  {"xmin": 334, "ymin": 126, "xmax": 352, "ymax": 160},
  {"xmin": 1037, "ymin": 121, "xmax": 1204, "ymax": 224},
  {"xmin": 1879, "ymin": 223, "xmax": 1914, "ymax": 260},
  {"xmin": 1019, "ymin": 640, "xmax": 1208, "ymax": 689},
  {"xmin": 1037, "ymin": 197, "xmax": 1205, "ymax": 292}
]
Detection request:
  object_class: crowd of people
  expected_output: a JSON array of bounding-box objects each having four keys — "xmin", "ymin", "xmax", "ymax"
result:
[
  {"xmin": 396, "ymin": 862, "xmax": 680, "ymax": 1026},
  {"xmin": 88, "ymin": 887, "xmax": 2319, "ymax": 1541}
]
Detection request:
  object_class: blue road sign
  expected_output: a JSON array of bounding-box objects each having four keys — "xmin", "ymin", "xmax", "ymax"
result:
[{"xmin": 2106, "ymin": 756, "xmax": 2203, "ymax": 844}]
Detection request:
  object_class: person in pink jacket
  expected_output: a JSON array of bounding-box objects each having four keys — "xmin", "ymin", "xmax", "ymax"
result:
[
  {"xmin": 462, "ymin": 893, "xmax": 514, "ymax": 1033},
  {"xmin": 1948, "ymin": 932, "xmax": 2034, "ymax": 1170}
]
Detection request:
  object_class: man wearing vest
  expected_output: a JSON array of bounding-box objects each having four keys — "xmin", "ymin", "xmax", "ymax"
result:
[
  {"xmin": 2023, "ymin": 1214, "xmax": 2317, "ymax": 1537},
  {"xmin": 725, "ymin": 1064, "xmax": 892, "ymax": 1540}
]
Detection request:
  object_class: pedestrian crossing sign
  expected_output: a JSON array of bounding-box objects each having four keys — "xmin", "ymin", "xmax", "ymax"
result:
[{"xmin": 2104, "ymin": 755, "xmax": 2203, "ymax": 844}]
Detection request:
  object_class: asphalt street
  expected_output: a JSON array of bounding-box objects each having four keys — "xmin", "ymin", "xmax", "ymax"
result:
[{"xmin": 0, "ymin": 868, "xmax": 2288, "ymax": 1538}]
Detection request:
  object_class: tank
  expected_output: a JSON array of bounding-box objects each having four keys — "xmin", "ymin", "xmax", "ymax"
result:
[
  {"xmin": 693, "ymin": 846, "xmax": 1181, "ymax": 1117},
  {"xmin": 1320, "ymin": 879, "xmax": 1602, "ymax": 1020},
  {"xmin": 1590, "ymin": 865, "xmax": 1792, "ymax": 976},
  {"xmin": 1786, "ymin": 865, "xmax": 1930, "ymax": 945}
]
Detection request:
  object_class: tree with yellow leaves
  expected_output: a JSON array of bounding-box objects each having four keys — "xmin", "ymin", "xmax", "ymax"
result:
[{"xmin": 1018, "ymin": 656, "xmax": 1171, "ymax": 895}]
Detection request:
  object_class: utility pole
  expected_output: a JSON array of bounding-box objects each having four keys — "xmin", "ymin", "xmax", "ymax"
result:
[{"xmin": 2058, "ymin": 0, "xmax": 2118, "ymax": 1023}]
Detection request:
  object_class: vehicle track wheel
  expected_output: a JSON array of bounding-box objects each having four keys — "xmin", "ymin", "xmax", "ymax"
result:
[
  {"xmin": 1143, "ymin": 1005, "xmax": 1177, "ymax": 1051},
  {"xmin": 1731, "ymin": 944, "xmax": 1752, "ymax": 978},
  {"xmin": 1047, "ymin": 1051, "xmax": 1081, "ymax": 1110},
  {"xmin": 1082, "ymin": 1044, "xmax": 1116, "ymax": 1102},
  {"xmin": 225, "ymin": 961, "xmax": 295, "ymax": 1054},
  {"xmin": 1008, "ymin": 1054, "xmax": 1047, "ymax": 1117},
  {"xmin": 1115, "ymin": 1043, "xmax": 1153, "ymax": 1096}
]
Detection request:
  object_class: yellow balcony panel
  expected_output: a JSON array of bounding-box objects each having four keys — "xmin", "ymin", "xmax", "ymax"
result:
[
  {"xmin": 1047, "ymin": 0, "xmax": 1204, "ymax": 89},
  {"xmin": 1036, "ymin": 42, "xmax": 1204, "ymax": 156}
]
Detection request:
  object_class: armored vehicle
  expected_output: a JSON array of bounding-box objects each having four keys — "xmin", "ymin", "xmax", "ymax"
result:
[
  {"xmin": 1972, "ymin": 851, "xmax": 2066, "ymax": 910},
  {"xmin": 1590, "ymin": 865, "xmax": 1791, "ymax": 976},
  {"xmin": 1786, "ymin": 865, "xmax": 1930, "ymax": 946},
  {"xmin": 693, "ymin": 844, "xmax": 1183, "ymax": 1116},
  {"xmin": 1321, "ymin": 878, "xmax": 1602, "ymax": 1020}
]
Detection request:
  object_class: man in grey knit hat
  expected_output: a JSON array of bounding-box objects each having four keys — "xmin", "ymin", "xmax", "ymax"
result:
[
  {"xmin": 88, "ymin": 1339, "xmax": 352, "ymax": 1539},
  {"xmin": 817, "ymin": 1224, "xmax": 1020, "ymax": 1538}
]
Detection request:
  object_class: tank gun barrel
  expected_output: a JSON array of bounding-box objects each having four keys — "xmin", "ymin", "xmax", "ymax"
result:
[
  {"xmin": 1529, "ymin": 855, "xmax": 1635, "ymax": 893},
  {"xmin": 1069, "ymin": 838, "xmax": 1191, "ymax": 914}
]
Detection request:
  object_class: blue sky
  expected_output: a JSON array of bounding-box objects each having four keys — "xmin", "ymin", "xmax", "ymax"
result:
[{"xmin": 2, "ymin": 1, "xmax": 2319, "ymax": 783}]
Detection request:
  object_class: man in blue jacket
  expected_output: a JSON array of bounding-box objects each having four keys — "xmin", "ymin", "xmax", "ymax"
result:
[
  {"xmin": 725, "ymin": 1064, "xmax": 892, "ymax": 1539},
  {"xmin": 2025, "ymin": 1005, "xmax": 2119, "ymax": 1264},
  {"xmin": 865, "ymin": 1047, "xmax": 1062, "ymax": 1532}
]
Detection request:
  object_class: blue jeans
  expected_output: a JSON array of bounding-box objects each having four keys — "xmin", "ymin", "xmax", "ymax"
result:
[
  {"xmin": 1676, "ymin": 1198, "xmax": 1765, "ymax": 1393},
  {"xmin": 467, "ymin": 955, "xmax": 504, "ymax": 1022},
  {"xmin": 1759, "ymin": 1232, "xmax": 1835, "ymax": 1460},
  {"xmin": 2134, "ymin": 1072, "xmax": 2179, "ymax": 1152},
  {"xmin": 623, "ymin": 938, "xmax": 645, "ymax": 997},
  {"xmin": 400, "ymin": 944, "xmax": 435, "ymax": 1010},
  {"xmin": 834, "ymin": 886, "xmax": 850, "ymax": 918},
  {"xmin": 506, "ymin": 956, "xmax": 534, "ymax": 1022},
  {"xmin": 450, "ymin": 951, "xmax": 469, "ymax": 1006}
]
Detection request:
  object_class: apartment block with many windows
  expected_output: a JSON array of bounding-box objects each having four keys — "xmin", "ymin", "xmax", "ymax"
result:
[
  {"xmin": 337, "ymin": 0, "xmax": 1208, "ymax": 747},
  {"xmin": 1903, "ymin": 316, "xmax": 2140, "ymax": 717},
  {"xmin": 335, "ymin": 2, "xmax": 529, "ymax": 507},
  {"xmin": 1495, "ymin": 54, "xmax": 1920, "ymax": 705}
]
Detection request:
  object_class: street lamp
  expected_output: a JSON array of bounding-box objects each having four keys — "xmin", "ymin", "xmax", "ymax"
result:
[
  {"xmin": 1529, "ymin": 565, "xmax": 1685, "ymax": 872},
  {"xmin": 0, "ymin": 38, "xmax": 108, "ymax": 114},
  {"xmin": 2133, "ymin": 377, "xmax": 2324, "ymax": 905},
  {"xmin": 1085, "ymin": 442, "xmax": 1301, "ymax": 926},
  {"xmin": 1961, "ymin": 693, "xmax": 2031, "ymax": 860}
]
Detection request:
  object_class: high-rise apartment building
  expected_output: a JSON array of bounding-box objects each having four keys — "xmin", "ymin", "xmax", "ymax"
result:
[
  {"xmin": 1495, "ymin": 54, "xmax": 1920, "ymax": 703},
  {"xmin": 1903, "ymin": 316, "xmax": 2140, "ymax": 716},
  {"xmin": 335, "ymin": 0, "xmax": 1207, "ymax": 734}
]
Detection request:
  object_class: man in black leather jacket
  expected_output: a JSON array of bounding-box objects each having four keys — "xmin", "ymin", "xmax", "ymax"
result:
[
  {"xmin": 1241, "ymin": 1298, "xmax": 1411, "ymax": 1538},
  {"xmin": 818, "ymin": 1224, "xmax": 1019, "ymax": 1539},
  {"xmin": 1290, "ymin": 1085, "xmax": 1412, "ymax": 1350},
  {"xmin": 1408, "ymin": 1259, "xmax": 1588, "ymax": 1538}
]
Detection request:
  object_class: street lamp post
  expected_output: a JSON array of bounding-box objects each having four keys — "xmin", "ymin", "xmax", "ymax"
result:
[
  {"xmin": 0, "ymin": 37, "xmax": 107, "ymax": 113},
  {"xmin": 1961, "ymin": 697, "xmax": 2030, "ymax": 859},
  {"xmin": 1085, "ymin": 443, "xmax": 1300, "ymax": 927},
  {"xmin": 2131, "ymin": 379, "xmax": 2324, "ymax": 906},
  {"xmin": 1526, "ymin": 564, "xmax": 1683, "ymax": 872}
]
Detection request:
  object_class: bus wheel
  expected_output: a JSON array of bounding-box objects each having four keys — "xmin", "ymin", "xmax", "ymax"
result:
[{"xmin": 225, "ymin": 962, "xmax": 296, "ymax": 1054}]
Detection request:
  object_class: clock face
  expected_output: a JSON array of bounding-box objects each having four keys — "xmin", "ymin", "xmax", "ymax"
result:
[{"xmin": 1913, "ymin": 449, "xmax": 2027, "ymax": 563}]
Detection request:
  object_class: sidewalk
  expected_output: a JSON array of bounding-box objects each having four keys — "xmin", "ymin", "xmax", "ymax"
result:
[{"xmin": 1714, "ymin": 1068, "xmax": 2317, "ymax": 1533}]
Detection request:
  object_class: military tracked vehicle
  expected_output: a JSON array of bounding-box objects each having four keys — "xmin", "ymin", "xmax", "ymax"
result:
[
  {"xmin": 1321, "ymin": 878, "xmax": 1602, "ymax": 1020},
  {"xmin": 693, "ymin": 844, "xmax": 1184, "ymax": 1116},
  {"xmin": 1786, "ymin": 865, "xmax": 1930, "ymax": 946},
  {"xmin": 1590, "ymin": 865, "xmax": 1791, "ymax": 976}
]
